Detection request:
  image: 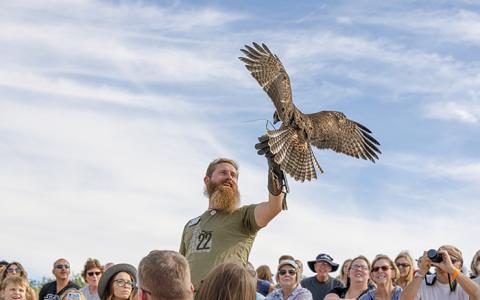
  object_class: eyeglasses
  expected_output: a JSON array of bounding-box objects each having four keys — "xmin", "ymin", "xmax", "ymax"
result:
[
  {"xmin": 6, "ymin": 267, "xmax": 22, "ymax": 274},
  {"xmin": 278, "ymin": 269, "xmax": 296, "ymax": 276},
  {"xmin": 55, "ymin": 264, "xmax": 70, "ymax": 270},
  {"xmin": 350, "ymin": 264, "xmax": 368, "ymax": 271},
  {"xmin": 87, "ymin": 271, "xmax": 102, "ymax": 277},
  {"xmin": 396, "ymin": 263, "xmax": 411, "ymax": 269},
  {"xmin": 372, "ymin": 266, "xmax": 391, "ymax": 272},
  {"xmin": 114, "ymin": 279, "xmax": 135, "ymax": 288}
]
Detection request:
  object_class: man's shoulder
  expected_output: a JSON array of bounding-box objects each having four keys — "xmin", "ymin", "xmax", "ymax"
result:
[
  {"xmin": 67, "ymin": 281, "xmax": 80, "ymax": 289},
  {"xmin": 40, "ymin": 281, "xmax": 56, "ymax": 290},
  {"xmin": 238, "ymin": 203, "xmax": 258, "ymax": 212},
  {"xmin": 301, "ymin": 276, "xmax": 316, "ymax": 286}
]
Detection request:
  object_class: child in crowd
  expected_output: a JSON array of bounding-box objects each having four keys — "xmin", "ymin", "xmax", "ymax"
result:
[{"xmin": 1, "ymin": 276, "xmax": 29, "ymax": 300}]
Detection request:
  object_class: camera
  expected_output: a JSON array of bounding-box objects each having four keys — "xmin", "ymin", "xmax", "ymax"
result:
[{"xmin": 427, "ymin": 249, "xmax": 443, "ymax": 263}]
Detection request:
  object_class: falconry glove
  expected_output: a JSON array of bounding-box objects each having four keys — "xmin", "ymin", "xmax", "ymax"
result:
[{"xmin": 255, "ymin": 135, "xmax": 289, "ymax": 210}]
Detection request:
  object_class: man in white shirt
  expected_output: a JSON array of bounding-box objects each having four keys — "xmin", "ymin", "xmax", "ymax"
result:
[{"xmin": 399, "ymin": 245, "xmax": 479, "ymax": 300}]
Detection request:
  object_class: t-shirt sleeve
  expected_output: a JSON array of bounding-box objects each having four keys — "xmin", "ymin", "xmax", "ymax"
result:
[
  {"xmin": 241, "ymin": 204, "xmax": 261, "ymax": 234},
  {"xmin": 179, "ymin": 225, "xmax": 187, "ymax": 255}
]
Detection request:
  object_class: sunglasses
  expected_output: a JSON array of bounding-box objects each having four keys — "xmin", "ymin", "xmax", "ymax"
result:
[
  {"xmin": 6, "ymin": 267, "xmax": 22, "ymax": 274},
  {"xmin": 114, "ymin": 279, "xmax": 135, "ymax": 288},
  {"xmin": 55, "ymin": 264, "xmax": 70, "ymax": 270},
  {"xmin": 87, "ymin": 271, "xmax": 102, "ymax": 277},
  {"xmin": 372, "ymin": 266, "xmax": 391, "ymax": 272},
  {"xmin": 278, "ymin": 269, "xmax": 296, "ymax": 276},
  {"xmin": 396, "ymin": 263, "xmax": 411, "ymax": 269}
]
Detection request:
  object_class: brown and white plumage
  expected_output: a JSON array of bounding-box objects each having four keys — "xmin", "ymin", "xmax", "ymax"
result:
[{"xmin": 239, "ymin": 42, "xmax": 381, "ymax": 182}]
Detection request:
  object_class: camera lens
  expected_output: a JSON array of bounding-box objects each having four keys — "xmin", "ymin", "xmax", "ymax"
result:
[{"xmin": 427, "ymin": 249, "xmax": 442, "ymax": 263}]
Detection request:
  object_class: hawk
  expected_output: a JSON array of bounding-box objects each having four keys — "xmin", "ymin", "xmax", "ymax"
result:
[{"xmin": 239, "ymin": 42, "xmax": 381, "ymax": 182}]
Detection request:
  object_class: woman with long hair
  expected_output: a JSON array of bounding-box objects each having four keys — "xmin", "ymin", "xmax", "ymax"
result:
[
  {"xmin": 470, "ymin": 250, "xmax": 480, "ymax": 281},
  {"xmin": 394, "ymin": 251, "xmax": 414, "ymax": 289},
  {"xmin": 358, "ymin": 255, "xmax": 402, "ymax": 300},
  {"xmin": 336, "ymin": 259, "xmax": 352, "ymax": 286},
  {"xmin": 195, "ymin": 262, "xmax": 256, "ymax": 300},
  {"xmin": 0, "ymin": 262, "xmax": 36, "ymax": 300},
  {"xmin": 325, "ymin": 255, "xmax": 371, "ymax": 300},
  {"xmin": 98, "ymin": 264, "xmax": 136, "ymax": 300}
]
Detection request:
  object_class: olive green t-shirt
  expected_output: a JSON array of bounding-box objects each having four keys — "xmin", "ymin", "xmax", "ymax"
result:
[{"xmin": 179, "ymin": 204, "xmax": 261, "ymax": 289}]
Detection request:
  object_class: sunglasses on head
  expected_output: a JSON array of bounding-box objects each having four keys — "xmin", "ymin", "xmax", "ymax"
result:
[
  {"xmin": 55, "ymin": 264, "xmax": 70, "ymax": 269},
  {"xmin": 372, "ymin": 266, "xmax": 391, "ymax": 272},
  {"xmin": 279, "ymin": 269, "xmax": 296, "ymax": 276},
  {"xmin": 87, "ymin": 271, "xmax": 102, "ymax": 277}
]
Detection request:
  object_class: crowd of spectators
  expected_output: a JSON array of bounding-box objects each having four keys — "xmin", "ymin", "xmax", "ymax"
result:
[{"xmin": 1, "ymin": 246, "xmax": 479, "ymax": 300}]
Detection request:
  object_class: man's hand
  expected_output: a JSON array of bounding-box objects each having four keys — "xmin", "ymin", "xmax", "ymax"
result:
[
  {"xmin": 255, "ymin": 134, "xmax": 289, "ymax": 209},
  {"xmin": 431, "ymin": 250, "xmax": 456, "ymax": 274},
  {"xmin": 418, "ymin": 251, "xmax": 432, "ymax": 275}
]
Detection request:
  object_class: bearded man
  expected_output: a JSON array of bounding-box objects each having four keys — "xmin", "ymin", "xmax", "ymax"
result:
[{"xmin": 179, "ymin": 157, "xmax": 286, "ymax": 289}]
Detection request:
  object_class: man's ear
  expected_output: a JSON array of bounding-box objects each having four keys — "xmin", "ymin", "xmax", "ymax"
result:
[
  {"xmin": 204, "ymin": 176, "xmax": 209, "ymax": 186},
  {"xmin": 139, "ymin": 289, "xmax": 148, "ymax": 300},
  {"xmin": 189, "ymin": 283, "xmax": 195, "ymax": 294}
]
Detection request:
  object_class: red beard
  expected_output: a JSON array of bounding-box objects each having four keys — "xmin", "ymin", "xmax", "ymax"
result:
[{"xmin": 206, "ymin": 180, "xmax": 240, "ymax": 214}]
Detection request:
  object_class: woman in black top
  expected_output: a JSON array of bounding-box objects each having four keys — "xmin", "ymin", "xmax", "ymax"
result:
[{"xmin": 325, "ymin": 255, "xmax": 371, "ymax": 300}]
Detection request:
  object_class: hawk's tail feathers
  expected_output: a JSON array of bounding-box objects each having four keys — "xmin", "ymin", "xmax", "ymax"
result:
[{"xmin": 266, "ymin": 128, "xmax": 322, "ymax": 182}]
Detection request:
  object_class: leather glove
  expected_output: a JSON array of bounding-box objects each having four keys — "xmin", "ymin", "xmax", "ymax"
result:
[{"xmin": 255, "ymin": 135, "xmax": 289, "ymax": 210}]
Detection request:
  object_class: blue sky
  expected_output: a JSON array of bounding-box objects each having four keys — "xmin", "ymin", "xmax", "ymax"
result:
[{"xmin": 1, "ymin": 0, "xmax": 479, "ymax": 280}]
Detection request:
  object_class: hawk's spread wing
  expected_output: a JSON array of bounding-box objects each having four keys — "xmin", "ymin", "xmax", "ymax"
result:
[
  {"xmin": 239, "ymin": 43, "xmax": 295, "ymax": 123},
  {"xmin": 307, "ymin": 111, "xmax": 381, "ymax": 162}
]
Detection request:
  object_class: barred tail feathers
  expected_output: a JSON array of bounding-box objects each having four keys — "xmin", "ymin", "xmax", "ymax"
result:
[{"xmin": 266, "ymin": 128, "xmax": 322, "ymax": 182}]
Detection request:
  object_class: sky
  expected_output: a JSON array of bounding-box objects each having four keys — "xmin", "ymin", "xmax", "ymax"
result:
[{"xmin": 1, "ymin": 0, "xmax": 479, "ymax": 281}]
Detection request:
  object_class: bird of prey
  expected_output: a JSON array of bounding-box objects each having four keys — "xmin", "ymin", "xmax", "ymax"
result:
[{"xmin": 239, "ymin": 42, "xmax": 381, "ymax": 182}]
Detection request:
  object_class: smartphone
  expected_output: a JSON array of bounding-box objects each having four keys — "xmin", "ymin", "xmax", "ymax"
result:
[{"xmin": 66, "ymin": 293, "xmax": 81, "ymax": 300}]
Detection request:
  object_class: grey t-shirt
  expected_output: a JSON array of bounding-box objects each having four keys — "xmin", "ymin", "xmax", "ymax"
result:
[
  {"xmin": 301, "ymin": 276, "xmax": 343, "ymax": 300},
  {"xmin": 79, "ymin": 286, "xmax": 100, "ymax": 300}
]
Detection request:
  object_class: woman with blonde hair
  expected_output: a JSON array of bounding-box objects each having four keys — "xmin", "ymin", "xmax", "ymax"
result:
[
  {"xmin": 195, "ymin": 262, "xmax": 256, "ymax": 300},
  {"xmin": 0, "ymin": 262, "xmax": 36, "ymax": 300},
  {"xmin": 394, "ymin": 251, "xmax": 414, "ymax": 289},
  {"xmin": 336, "ymin": 259, "xmax": 352, "ymax": 286},
  {"xmin": 358, "ymin": 255, "xmax": 402, "ymax": 300},
  {"xmin": 59, "ymin": 288, "xmax": 87, "ymax": 300},
  {"xmin": 470, "ymin": 249, "xmax": 480, "ymax": 281},
  {"xmin": 266, "ymin": 260, "xmax": 312, "ymax": 300}
]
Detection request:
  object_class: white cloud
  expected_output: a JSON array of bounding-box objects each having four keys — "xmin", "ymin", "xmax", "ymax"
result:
[{"xmin": 424, "ymin": 101, "xmax": 480, "ymax": 124}]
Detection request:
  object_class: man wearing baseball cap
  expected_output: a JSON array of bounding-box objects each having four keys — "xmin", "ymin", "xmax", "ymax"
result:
[{"xmin": 301, "ymin": 254, "xmax": 343, "ymax": 300}]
